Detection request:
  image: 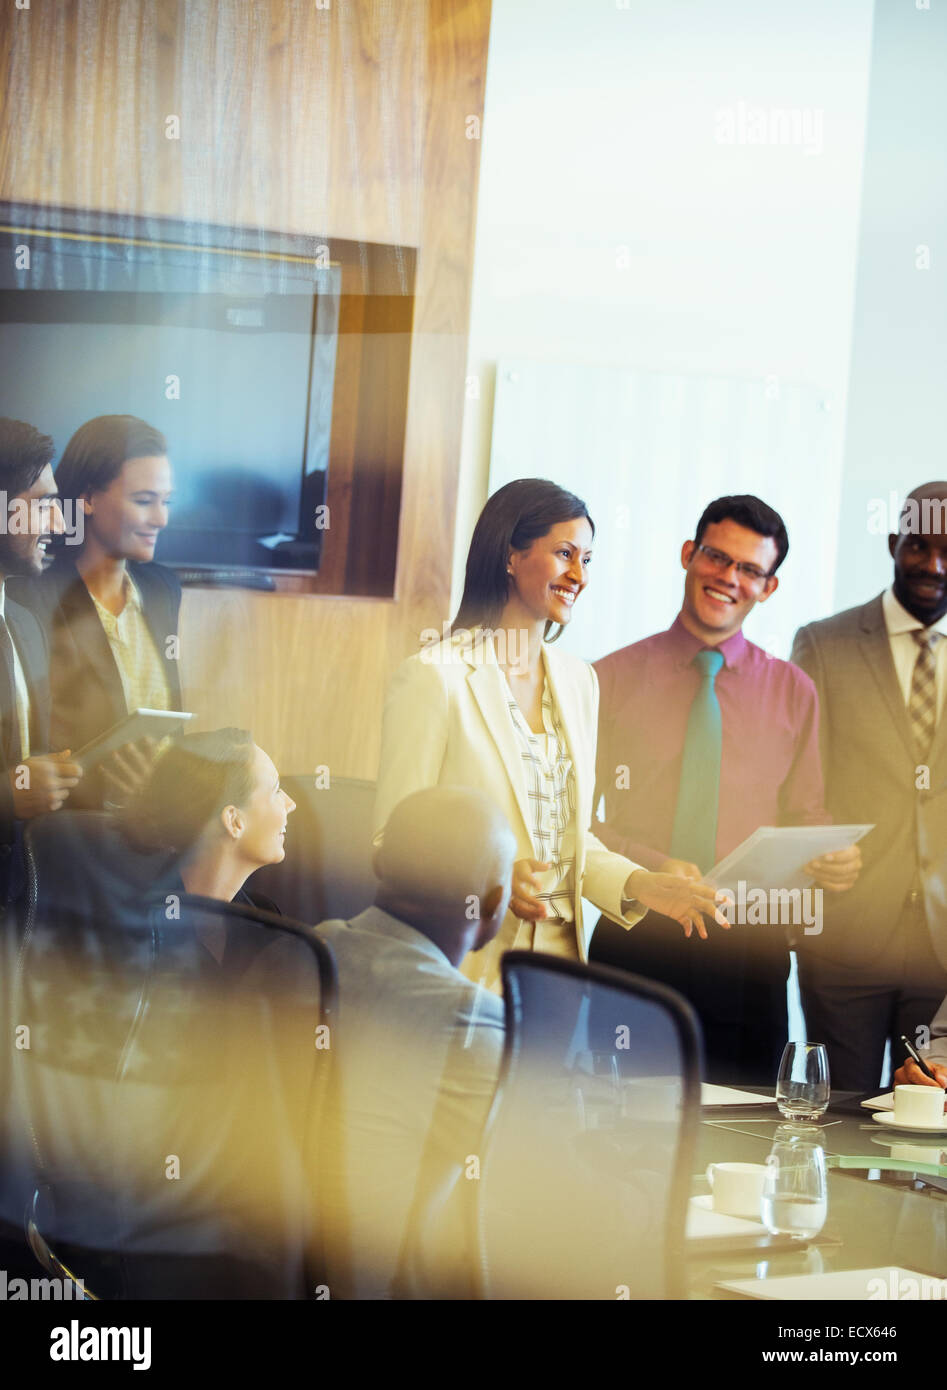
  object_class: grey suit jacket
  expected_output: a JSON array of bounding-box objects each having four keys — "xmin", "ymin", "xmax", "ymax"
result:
[
  {"xmin": 315, "ymin": 905, "xmax": 505, "ymax": 1298},
  {"xmin": 792, "ymin": 594, "xmax": 947, "ymax": 972}
]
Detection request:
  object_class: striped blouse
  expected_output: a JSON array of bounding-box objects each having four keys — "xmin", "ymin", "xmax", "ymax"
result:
[{"xmin": 502, "ymin": 668, "xmax": 577, "ymax": 933}]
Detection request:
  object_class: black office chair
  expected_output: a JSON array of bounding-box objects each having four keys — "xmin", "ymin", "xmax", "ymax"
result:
[
  {"xmin": 251, "ymin": 774, "xmax": 376, "ymax": 924},
  {"xmin": 27, "ymin": 1183, "xmax": 110, "ymax": 1300},
  {"xmin": 475, "ymin": 951, "xmax": 702, "ymax": 1300},
  {"xmin": 10, "ymin": 813, "xmax": 340, "ymax": 1299}
]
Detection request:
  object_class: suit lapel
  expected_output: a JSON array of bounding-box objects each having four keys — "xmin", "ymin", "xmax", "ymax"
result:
[
  {"xmin": 6, "ymin": 599, "xmax": 49, "ymax": 756},
  {"xmin": 857, "ymin": 595, "xmax": 916, "ymax": 762},
  {"xmin": 463, "ymin": 637, "xmax": 534, "ymax": 842},
  {"xmin": 927, "ymin": 712, "xmax": 947, "ymax": 767},
  {"xmin": 0, "ymin": 612, "xmax": 19, "ymax": 762},
  {"xmin": 56, "ymin": 571, "xmax": 127, "ymax": 716}
]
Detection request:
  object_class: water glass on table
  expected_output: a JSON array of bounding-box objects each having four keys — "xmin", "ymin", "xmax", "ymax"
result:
[
  {"xmin": 776, "ymin": 1041, "xmax": 830, "ymax": 1122},
  {"xmin": 761, "ymin": 1134, "xmax": 828, "ymax": 1239}
]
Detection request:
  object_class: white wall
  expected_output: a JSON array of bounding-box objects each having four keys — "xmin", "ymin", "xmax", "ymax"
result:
[
  {"xmin": 487, "ymin": 359, "xmax": 834, "ymax": 663},
  {"xmin": 455, "ymin": 0, "xmax": 875, "ymax": 650},
  {"xmin": 834, "ymin": 0, "xmax": 947, "ymax": 614}
]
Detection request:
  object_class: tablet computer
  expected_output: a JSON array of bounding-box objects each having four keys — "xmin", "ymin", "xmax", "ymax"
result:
[{"xmin": 73, "ymin": 708, "xmax": 195, "ymax": 771}]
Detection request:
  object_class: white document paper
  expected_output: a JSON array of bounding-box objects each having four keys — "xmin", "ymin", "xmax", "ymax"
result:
[
  {"xmin": 686, "ymin": 1195, "xmax": 767, "ymax": 1239},
  {"xmin": 702, "ymin": 1083, "xmax": 775, "ymax": 1107},
  {"xmin": 707, "ymin": 824, "xmax": 874, "ymax": 895},
  {"xmin": 862, "ymin": 1092, "xmax": 895, "ymax": 1111},
  {"xmin": 717, "ymin": 1267, "xmax": 941, "ymax": 1300}
]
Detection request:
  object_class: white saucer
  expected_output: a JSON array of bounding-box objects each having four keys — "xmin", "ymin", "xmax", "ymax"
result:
[
  {"xmin": 872, "ymin": 1111, "xmax": 947, "ymax": 1135},
  {"xmin": 870, "ymin": 1134, "xmax": 947, "ymax": 1159}
]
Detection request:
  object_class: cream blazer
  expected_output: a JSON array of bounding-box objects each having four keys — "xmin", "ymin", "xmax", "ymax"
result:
[{"xmin": 373, "ymin": 631, "xmax": 644, "ymax": 992}]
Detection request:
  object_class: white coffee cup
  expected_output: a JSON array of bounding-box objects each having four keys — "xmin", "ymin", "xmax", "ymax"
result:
[
  {"xmin": 894, "ymin": 1084, "xmax": 947, "ymax": 1128},
  {"xmin": 889, "ymin": 1142, "xmax": 947, "ymax": 1165},
  {"xmin": 705, "ymin": 1161, "xmax": 768, "ymax": 1218}
]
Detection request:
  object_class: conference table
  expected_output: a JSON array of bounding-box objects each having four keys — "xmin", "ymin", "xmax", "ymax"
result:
[{"xmin": 688, "ymin": 1091, "xmax": 947, "ymax": 1299}]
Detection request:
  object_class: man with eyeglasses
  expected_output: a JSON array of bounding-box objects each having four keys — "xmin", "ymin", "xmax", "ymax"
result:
[
  {"xmin": 791, "ymin": 484, "xmax": 947, "ymax": 1092},
  {"xmin": 590, "ymin": 495, "xmax": 861, "ymax": 1083}
]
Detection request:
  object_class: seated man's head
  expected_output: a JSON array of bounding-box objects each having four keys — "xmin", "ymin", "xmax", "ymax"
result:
[
  {"xmin": 123, "ymin": 728, "xmax": 296, "ymax": 896},
  {"xmin": 373, "ymin": 786, "xmax": 516, "ymax": 966}
]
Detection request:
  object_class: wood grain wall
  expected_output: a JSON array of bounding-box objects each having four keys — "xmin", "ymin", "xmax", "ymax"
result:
[{"xmin": 0, "ymin": 0, "xmax": 491, "ymax": 777}]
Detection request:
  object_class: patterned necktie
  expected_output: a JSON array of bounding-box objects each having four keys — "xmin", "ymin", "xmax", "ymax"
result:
[
  {"xmin": 908, "ymin": 628, "xmax": 943, "ymax": 758},
  {"xmin": 669, "ymin": 648, "xmax": 725, "ymax": 873}
]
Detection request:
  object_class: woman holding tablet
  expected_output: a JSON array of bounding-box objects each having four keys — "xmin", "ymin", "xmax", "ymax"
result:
[
  {"xmin": 28, "ymin": 414, "xmax": 181, "ymax": 807},
  {"xmin": 373, "ymin": 478, "xmax": 728, "ymax": 992}
]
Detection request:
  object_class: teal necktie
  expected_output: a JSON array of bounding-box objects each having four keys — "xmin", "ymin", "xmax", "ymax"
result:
[{"xmin": 669, "ymin": 648, "xmax": 725, "ymax": 872}]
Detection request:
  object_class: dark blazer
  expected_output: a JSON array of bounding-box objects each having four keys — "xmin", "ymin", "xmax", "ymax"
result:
[
  {"xmin": 20, "ymin": 558, "xmax": 182, "ymax": 806},
  {"xmin": 792, "ymin": 593, "xmax": 947, "ymax": 972},
  {"xmin": 0, "ymin": 594, "xmax": 51, "ymax": 897}
]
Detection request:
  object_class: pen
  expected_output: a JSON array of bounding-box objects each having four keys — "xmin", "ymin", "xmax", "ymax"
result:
[{"xmin": 900, "ymin": 1034, "xmax": 943, "ymax": 1085}]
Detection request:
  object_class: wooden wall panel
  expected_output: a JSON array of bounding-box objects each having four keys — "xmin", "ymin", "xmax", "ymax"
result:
[
  {"xmin": 179, "ymin": 589, "xmax": 396, "ymax": 781},
  {"xmin": 0, "ymin": 0, "xmax": 491, "ymax": 777},
  {"xmin": 1, "ymin": 1, "xmax": 425, "ymax": 247}
]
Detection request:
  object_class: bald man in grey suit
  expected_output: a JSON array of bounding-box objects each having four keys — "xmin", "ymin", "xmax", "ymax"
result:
[
  {"xmin": 316, "ymin": 785, "xmax": 515, "ymax": 1299},
  {"xmin": 792, "ymin": 484, "xmax": 947, "ymax": 1091}
]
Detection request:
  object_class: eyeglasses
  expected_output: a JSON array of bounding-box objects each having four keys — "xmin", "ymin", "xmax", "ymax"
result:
[{"xmin": 694, "ymin": 544, "xmax": 773, "ymax": 584}]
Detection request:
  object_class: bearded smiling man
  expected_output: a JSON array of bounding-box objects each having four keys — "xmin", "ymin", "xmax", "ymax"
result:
[
  {"xmin": 591, "ymin": 495, "xmax": 861, "ymax": 1085},
  {"xmin": 792, "ymin": 483, "xmax": 947, "ymax": 1092},
  {"xmin": 0, "ymin": 418, "xmax": 83, "ymax": 907}
]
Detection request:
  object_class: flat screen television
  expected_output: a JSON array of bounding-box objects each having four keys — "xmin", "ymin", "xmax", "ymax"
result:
[{"xmin": 0, "ymin": 204, "xmax": 340, "ymax": 575}]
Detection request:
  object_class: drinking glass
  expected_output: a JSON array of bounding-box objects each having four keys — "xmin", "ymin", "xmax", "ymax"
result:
[
  {"xmin": 776, "ymin": 1041, "xmax": 830, "ymax": 1122},
  {"xmin": 761, "ymin": 1136, "xmax": 827, "ymax": 1239}
]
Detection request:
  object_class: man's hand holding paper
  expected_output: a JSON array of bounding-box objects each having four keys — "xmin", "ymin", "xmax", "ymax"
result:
[{"xmin": 803, "ymin": 842, "xmax": 863, "ymax": 893}]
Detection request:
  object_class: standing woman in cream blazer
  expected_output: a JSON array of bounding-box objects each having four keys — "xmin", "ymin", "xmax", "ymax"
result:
[{"xmin": 374, "ymin": 479, "xmax": 727, "ymax": 993}]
